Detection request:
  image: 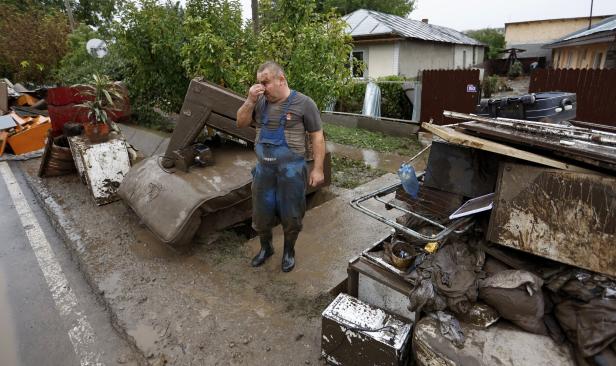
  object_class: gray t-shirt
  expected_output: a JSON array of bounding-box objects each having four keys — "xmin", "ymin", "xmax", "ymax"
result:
[{"xmin": 252, "ymin": 91, "xmax": 322, "ymax": 156}]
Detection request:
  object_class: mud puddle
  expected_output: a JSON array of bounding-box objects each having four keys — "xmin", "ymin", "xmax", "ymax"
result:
[
  {"xmin": 0, "ymin": 267, "xmax": 19, "ymax": 366},
  {"xmin": 327, "ymin": 141, "xmax": 409, "ymax": 173}
]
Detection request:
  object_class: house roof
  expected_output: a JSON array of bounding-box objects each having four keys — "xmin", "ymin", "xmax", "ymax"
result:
[
  {"xmin": 499, "ymin": 43, "xmax": 551, "ymax": 59},
  {"xmin": 342, "ymin": 9, "xmax": 484, "ymax": 46},
  {"xmin": 544, "ymin": 14, "xmax": 616, "ymax": 48},
  {"xmin": 504, "ymin": 14, "xmax": 613, "ymax": 27}
]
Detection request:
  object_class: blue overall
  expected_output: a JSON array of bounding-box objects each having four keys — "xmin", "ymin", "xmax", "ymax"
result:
[{"xmin": 252, "ymin": 91, "xmax": 307, "ymax": 236}]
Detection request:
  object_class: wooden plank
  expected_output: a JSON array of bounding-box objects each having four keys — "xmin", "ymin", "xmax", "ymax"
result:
[
  {"xmin": 0, "ymin": 131, "xmax": 8, "ymax": 155},
  {"xmin": 207, "ymin": 112, "xmax": 256, "ymax": 143},
  {"xmin": 0, "ymin": 81, "xmax": 7, "ymax": 114},
  {"xmin": 421, "ymin": 122, "xmax": 594, "ymax": 173}
]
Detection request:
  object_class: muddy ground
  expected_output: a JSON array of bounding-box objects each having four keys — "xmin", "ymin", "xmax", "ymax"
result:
[{"xmin": 18, "ymin": 156, "xmax": 403, "ymax": 365}]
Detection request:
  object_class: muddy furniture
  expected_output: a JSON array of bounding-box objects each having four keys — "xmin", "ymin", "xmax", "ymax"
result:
[
  {"xmin": 118, "ymin": 78, "xmax": 331, "ymax": 246},
  {"xmin": 69, "ymin": 135, "xmax": 131, "ymax": 206},
  {"xmin": 487, "ymin": 162, "xmax": 616, "ymax": 277}
]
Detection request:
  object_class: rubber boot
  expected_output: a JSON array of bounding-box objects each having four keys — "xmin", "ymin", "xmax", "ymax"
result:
[
  {"xmin": 251, "ymin": 232, "xmax": 274, "ymax": 267},
  {"xmin": 282, "ymin": 232, "xmax": 298, "ymax": 272}
]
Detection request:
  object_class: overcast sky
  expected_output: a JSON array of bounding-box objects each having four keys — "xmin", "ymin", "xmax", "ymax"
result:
[{"xmin": 238, "ymin": 0, "xmax": 616, "ymax": 31}]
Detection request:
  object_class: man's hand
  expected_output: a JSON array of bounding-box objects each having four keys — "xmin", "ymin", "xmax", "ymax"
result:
[
  {"xmin": 247, "ymin": 84, "xmax": 265, "ymax": 104},
  {"xmin": 309, "ymin": 168, "xmax": 324, "ymax": 187},
  {"xmin": 237, "ymin": 84, "xmax": 264, "ymax": 127}
]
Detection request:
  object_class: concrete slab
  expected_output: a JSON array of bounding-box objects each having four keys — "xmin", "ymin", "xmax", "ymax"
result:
[
  {"xmin": 245, "ymin": 173, "xmax": 401, "ymax": 297},
  {"xmin": 17, "ymin": 156, "xmax": 401, "ymax": 365}
]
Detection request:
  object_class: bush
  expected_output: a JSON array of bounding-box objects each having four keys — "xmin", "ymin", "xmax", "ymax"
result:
[
  {"xmin": 114, "ymin": 0, "xmax": 190, "ymax": 113},
  {"xmin": 55, "ymin": 24, "xmax": 125, "ymax": 85},
  {"xmin": 481, "ymin": 75, "xmax": 499, "ymax": 98},
  {"xmin": 508, "ymin": 61, "xmax": 523, "ymax": 79},
  {"xmin": 0, "ymin": 3, "xmax": 70, "ymax": 83},
  {"xmin": 335, "ymin": 76, "xmax": 412, "ymax": 119}
]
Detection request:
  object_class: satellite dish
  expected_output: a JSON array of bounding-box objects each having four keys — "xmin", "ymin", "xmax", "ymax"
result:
[{"xmin": 86, "ymin": 39, "xmax": 108, "ymax": 58}]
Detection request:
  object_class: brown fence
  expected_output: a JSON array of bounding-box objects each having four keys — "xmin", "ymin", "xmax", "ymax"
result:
[
  {"xmin": 420, "ymin": 69, "xmax": 480, "ymax": 125},
  {"xmin": 529, "ymin": 68, "xmax": 616, "ymax": 127}
]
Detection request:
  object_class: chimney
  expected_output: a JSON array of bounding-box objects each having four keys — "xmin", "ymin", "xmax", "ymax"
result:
[{"xmin": 422, "ymin": 18, "xmax": 429, "ymax": 24}]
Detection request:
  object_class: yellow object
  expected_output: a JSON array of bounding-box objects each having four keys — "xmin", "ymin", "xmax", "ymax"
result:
[
  {"xmin": 7, "ymin": 120, "xmax": 50, "ymax": 155},
  {"xmin": 424, "ymin": 241, "xmax": 439, "ymax": 253}
]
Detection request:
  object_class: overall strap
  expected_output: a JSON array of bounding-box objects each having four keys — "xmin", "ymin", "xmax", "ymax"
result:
[
  {"xmin": 279, "ymin": 90, "xmax": 297, "ymax": 127},
  {"xmin": 260, "ymin": 90, "xmax": 296, "ymax": 127}
]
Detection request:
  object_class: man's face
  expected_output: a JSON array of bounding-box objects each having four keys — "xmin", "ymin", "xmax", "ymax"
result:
[{"xmin": 256, "ymin": 69, "xmax": 285, "ymax": 102}]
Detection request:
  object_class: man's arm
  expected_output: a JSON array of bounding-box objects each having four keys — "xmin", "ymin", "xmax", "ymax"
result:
[
  {"xmin": 308, "ymin": 130, "xmax": 325, "ymax": 187},
  {"xmin": 237, "ymin": 84, "xmax": 264, "ymax": 128}
]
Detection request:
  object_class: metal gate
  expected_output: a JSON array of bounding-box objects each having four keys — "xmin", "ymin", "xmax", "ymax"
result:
[
  {"xmin": 420, "ymin": 69, "xmax": 480, "ymax": 125},
  {"xmin": 529, "ymin": 68, "xmax": 616, "ymax": 127}
]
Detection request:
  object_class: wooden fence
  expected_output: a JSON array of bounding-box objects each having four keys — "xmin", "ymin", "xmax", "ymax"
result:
[
  {"xmin": 420, "ymin": 69, "xmax": 480, "ymax": 125},
  {"xmin": 529, "ymin": 68, "xmax": 616, "ymax": 127}
]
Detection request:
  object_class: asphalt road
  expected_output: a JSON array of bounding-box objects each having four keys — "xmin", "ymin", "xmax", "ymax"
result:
[{"xmin": 0, "ymin": 161, "xmax": 139, "ymax": 366}]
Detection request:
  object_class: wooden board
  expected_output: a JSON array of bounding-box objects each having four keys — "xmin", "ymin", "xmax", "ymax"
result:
[
  {"xmin": 0, "ymin": 81, "xmax": 7, "ymax": 114},
  {"xmin": 0, "ymin": 131, "xmax": 8, "ymax": 155},
  {"xmin": 421, "ymin": 122, "xmax": 594, "ymax": 173}
]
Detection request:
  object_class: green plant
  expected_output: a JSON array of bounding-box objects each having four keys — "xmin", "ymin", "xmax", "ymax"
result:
[
  {"xmin": 323, "ymin": 123, "xmax": 421, "ymax": 156},
  {"xmin": 256, "ymin": 0, "xmax": 354, "ymax": 109},
  {"xmin": 465, "ymin": 28, "xmax": 505, "ymax": 60},
  {"xmin": 481, "ymin": 75, "xmax": 499, "ymax": 98},
  {"xmin": 0, "ymin": 2, "xmax": 70, "ymax": 83},
  {"xmin": 55, "ymin": 24, "xmax": 125, "ymax": 85},
  {"xmin": 508, "ymin": 61, "xmax": 523, "ymax": 79},
  {"xmin": 76, "ymin": 74, "xmax": 124, "ymax": 125},
  {"xmin": 114, "ymin": 0, "xmax": 189, "ymax": 113}
]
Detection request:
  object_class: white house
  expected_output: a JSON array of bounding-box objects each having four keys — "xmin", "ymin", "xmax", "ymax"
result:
[{"xmin": 343, "ymin": 9, "xmax": 485, "ymax": 78}]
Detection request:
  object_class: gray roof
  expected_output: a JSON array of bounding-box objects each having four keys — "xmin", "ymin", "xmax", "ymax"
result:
[
  {"xmin": 545, "ymin": 14, "xmax": 616, "ymax": 48},
  {"xmin": 343, "ymin": 9, "xmax": 484, "ymax": 46},
  {"xmin": 500, "ymin": 43, "xmax": 551, "ymax": 59}
]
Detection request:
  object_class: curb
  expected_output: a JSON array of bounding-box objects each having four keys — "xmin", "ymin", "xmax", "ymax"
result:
[{"xmin": 16, "ymin": 164, "xmax": 149, "ymax": 366}]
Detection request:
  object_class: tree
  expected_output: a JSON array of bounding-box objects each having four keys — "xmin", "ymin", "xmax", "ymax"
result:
[
  {"xmin": 257, "ymin": 0, "xmax": 354, "ymax": 108},
  {"xmin": 2, "ymin": 0, "xmax": 120, "ymax": 27},
  {"xmin": 114, "ymin": 0, "xmax": 189, "ymax": 112},
  {"xmin": 182, "ymin": 0, "xmax": 256, "ymax": 92},
  {"xmin": 317, "ymin": 0, "xmax": 416, "ymax": 17},
  {"xmin": 465, "ymin": 28, "xmax": 505, "ymax": 60},
  {"xmin": 0, "ymin": 3, "xmax": 70, "ymax": 83}
]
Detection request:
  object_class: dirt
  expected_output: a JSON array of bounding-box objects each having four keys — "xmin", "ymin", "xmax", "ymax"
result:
[{"xmin": 19, "ymin": 158, "xmax": 344, "ymax": 365}]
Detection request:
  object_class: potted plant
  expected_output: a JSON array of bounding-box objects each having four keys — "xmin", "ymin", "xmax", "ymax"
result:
[{"xmin": 76, "ymin": 74, "xmax": 124, "ymax": 143}]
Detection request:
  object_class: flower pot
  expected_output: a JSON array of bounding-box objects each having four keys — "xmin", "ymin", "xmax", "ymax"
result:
[{"xmin": 84, "ymin": 122, "xmax": 110, "ymax": 143}]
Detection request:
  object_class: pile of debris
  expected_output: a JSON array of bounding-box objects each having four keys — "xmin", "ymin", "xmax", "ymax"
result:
[
  {"xmin": 325, "ymin": 109, "xmax": 616, "ymax": 365},
  {"xmin": 0, "ymin": 79, "xmax": 51, "ymax": 158}
]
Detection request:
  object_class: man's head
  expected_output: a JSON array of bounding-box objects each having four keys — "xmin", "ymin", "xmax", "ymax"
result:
[{"xmin": 256, "ymin": 61, "xmax": 290, "ymax": 103}]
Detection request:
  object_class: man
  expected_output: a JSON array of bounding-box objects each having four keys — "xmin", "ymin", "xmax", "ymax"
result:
[{"xmin": 237, "ymin": 61, "xmax": 325, "ymax": 272}]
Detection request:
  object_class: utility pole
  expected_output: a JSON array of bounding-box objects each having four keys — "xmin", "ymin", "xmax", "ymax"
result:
[
  {"xmin": 64, "ymin": 0, "xmax": 75, "ymax": 31},
  {"xmin": 588, "ymin": 0, "xmax": 594, "ymax": 30},
  {"xmin": 252, "ymin": 0, "xmax": 259, "ymax": 34}
]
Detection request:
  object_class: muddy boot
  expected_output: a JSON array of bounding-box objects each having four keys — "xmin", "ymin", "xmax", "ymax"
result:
[
  {"xmin": 282, "ymin": 233, "xmax": 298, "ymax": 272},
  {"xmin": 251, "ymin": 233, "xmax": 274, "ymax": 267}
]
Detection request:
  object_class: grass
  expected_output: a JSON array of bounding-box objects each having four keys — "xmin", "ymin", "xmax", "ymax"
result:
[
  {"xmin": 323, "ymin": 123, "xmax": 422, "ymax": 157},
  {"xmin": 331, "ymin": 155, "xmax": 387, "ymax": 189}
]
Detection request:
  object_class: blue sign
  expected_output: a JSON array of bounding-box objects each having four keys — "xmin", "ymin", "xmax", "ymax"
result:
[{"xmin": 467, "ymin": 84, "xmax": 477, "ymax": 93}]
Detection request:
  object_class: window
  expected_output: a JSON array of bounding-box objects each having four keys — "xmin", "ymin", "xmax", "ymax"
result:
[
  {"xmin": 351, "ymin": 51, "xmax": 365, "ymax": 77},
  {"xmin": 462, "ymin": 50, "xmax": 467, "ymax": 68},
  {"xmin": 593, "ymin": 52, "xmax": 603, "ymax": 69}
]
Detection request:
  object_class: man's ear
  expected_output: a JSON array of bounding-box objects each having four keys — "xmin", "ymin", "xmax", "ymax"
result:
[{"xmin": 278, "ymin": 74, "xmax": 287, "ymax": 85}]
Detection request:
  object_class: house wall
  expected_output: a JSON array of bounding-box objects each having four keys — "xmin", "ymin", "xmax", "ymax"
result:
[
  {"xmin": 353, "ymin": 40, "xmax": 485, "ymax": 78},
  {"xmin": 453, "ymin": 45, "xmax": 483, "ymax": 69},
  {"xmin": 552, "ymin": 43, "xmax": 610, "ymax": 69},
  {"xmin": 399, "ymin": 40, "xmax": 453, "ymax": 77},
  {"xmin": 505, "ymin": 16, "xmax": 611, "ymax": 45},
  {"xmin": 367, "ymin": 42, "xmax": 396, "ymax": 77}
]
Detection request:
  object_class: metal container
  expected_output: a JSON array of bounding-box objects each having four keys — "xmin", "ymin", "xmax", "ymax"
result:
[{"xmin": 321, "ymin": 293, "xmax": 412, "ymax": 366}]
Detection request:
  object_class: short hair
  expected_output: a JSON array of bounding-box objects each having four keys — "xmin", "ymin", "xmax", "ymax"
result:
[{"xmin": 257, "ymin": 61, "xmax": 285, "ymax": 77}]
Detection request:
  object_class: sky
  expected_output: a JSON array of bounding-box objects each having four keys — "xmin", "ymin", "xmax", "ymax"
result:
[{"xmin": 237, "ymin": 0, "xmax": 616, "ymax": 32}]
